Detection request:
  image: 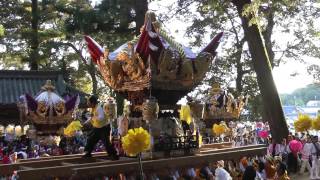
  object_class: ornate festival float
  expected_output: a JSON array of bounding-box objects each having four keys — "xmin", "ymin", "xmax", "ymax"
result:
[
  {"xmin": 0, "ymin": 12, "xmax": 266, "ymax": 180},
  {"xmin": 84, "ymin": 11, "xmax": 248, "ymax": 156},
  {"xmin": 18, "ymin": 80, "xmax": 80, "ymax": 143}
]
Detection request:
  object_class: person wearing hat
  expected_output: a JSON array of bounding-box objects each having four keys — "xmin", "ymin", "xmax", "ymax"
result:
[{"xmin": 82, "ymin": 95, "xmax": 119, "ymax": 160}]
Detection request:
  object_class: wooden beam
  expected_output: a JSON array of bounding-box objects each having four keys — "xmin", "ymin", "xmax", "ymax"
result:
[
  {"xmin": 201, "ymin": 142, "xmax": 232, "ymax": 149},
  {"xmin": 16, "ymin": 158, "xmax": 135, "ymax": 180},
  {"xmin": 199, "ymin": 144, "xmax": 258, "ymax": 155},
  {"xmin": 61, "ymin": 162, "xmax": 75, "ymax": 166},
  {"xmin": 19, "ymin": 166, "xmax": 34, "ymax": 170},
  {"xmin": 19, "ymin": 152, "xmax": 107, "ymax": 162},
  {"xmin": 10, "ymin": 145, "xmax": 266, "ymax": 180},
  {"xmin": 95, "ymin": 159, "xmax": 108, "ymax": 162},
  {"xmin": 0, "ymin": 153, "xmax": 106, "ymax": 176},
  {"xmin": 71, "ymin": 146, "xmax": 266, "ymax": 179}
]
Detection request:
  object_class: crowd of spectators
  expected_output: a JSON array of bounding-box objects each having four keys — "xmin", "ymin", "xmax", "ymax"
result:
[{"xmin": 1, "ymin": 121, "xmax": 317, "ymax": 179}]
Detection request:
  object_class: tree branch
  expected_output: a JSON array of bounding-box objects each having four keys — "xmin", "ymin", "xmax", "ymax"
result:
[
  {"xmin": 224, "ymin": 7, "xmax": 241, "ymax": 45},
  {"xmin": 50, "ymin": 41, "xmax": 88, "ymax": 66}
]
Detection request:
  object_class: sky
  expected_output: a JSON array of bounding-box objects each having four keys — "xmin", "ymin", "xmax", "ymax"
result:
[{"xmin": 273, "ymin": 61, "xmax": 315, "ymax": 94}]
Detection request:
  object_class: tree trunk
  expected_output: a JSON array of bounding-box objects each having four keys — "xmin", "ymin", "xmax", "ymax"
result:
[
  {"xmin": 236, "ymin": 69, "xmax": 244, "ymax": 93},
  {"xmin": 61, "ymin": 57, "xmax": 69, "ymax": 83},
  {"xmin": 30, "ymin": 0, "xmax": 39, "ymax": 70},
  {"xmin": 133, "ymin": 0, "xmax": 148, "ymax": 35},
  {"xmin": 232, "ymin": 0, "xmax": 288, "ymax": 142},
  {"xmin": 89, "ymin": 62, "xmax": 98, "ymax": 95},
  {"xmin": 235, "ymin": 42, "xmax": 245, "ymax": 94},
  {"xmin": 115, "ymin": 92, "xmax": 124, "ymax": 116},
  {"xmin": 119, "ymin": 0, "xmax": 131, "ymax": 32}
]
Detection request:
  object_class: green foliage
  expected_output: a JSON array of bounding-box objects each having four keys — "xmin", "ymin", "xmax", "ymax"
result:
[
  {"xmin": 0, "ymin": 0, "xmax": 147, "ymax": 97},
  {"xmin": 280, "ymin": 83, "xmax": 320, "ymax": 106},
  {"xmin": 242, "ymin": 1, "xmax": 262, "ymax": 26},
  {"xmin": 0, "ymin": 24, "xmax": 4, "ymax": 37}
]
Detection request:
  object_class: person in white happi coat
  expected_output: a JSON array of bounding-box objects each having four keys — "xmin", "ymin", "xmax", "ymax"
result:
[
  {"xmin": 215, "ymin": 160, "xmax": 232, "ymax": 180},
  {"xmin": 310, "ymin": 136, "xmax": 320, "ymax": 179},
  {"xmin": 267, "ymin": 139, "xmax": 281, "ymax": 157},
  {"xmin": 299, "ymin": 137, "xmax": 312, "ymax": 175},
  {"xmin": 278, "ymin": 138, "xmax": 288, "ymax": 162},
  {"xmin": 232, "ymin": 136, "xmax": 242, "ymax": 147}
]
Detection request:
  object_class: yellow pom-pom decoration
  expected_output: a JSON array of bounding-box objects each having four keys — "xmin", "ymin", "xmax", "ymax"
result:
[
  {"xmin": 180, "ymin": 105, "xmax": 192, "ymax": 124},
  {"xmin": 121, "ymin": 127, "xmax": 151, "ymax": 156},
  {"xmin": 64, "ymin": 121, "xmax": 83, "ymax": 137},
  {"xmin": 312, "ymin": 115, "xmax": 320, "ymax": 130},
  {"xmin": 294, "ymin": 114, "xmax": 312, "ymax": 132},
  {"xmin": 212, "ymin": 123, "xmax": 227, "ymax": 135}
]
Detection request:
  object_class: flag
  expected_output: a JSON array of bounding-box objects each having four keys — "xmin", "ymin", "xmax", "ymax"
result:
[{"xmin": 84, "ymin": 35, "xmax": 104, "ymax": 64}]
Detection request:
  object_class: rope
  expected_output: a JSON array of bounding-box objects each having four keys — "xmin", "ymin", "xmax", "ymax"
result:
[
  {"xmin": 142, "ymin": 99, "xmax": 159, "ymax": 122},
  {"xmin": 158, "ymin": 28, "xmax": 186, "ymax": 59}
]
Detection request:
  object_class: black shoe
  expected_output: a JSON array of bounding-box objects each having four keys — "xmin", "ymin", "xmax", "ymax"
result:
[
  {"xmin": 110, "ymin": 155, "xmax": 119, "ymax": 161},
  {"xmin": 82, "ymin": 153, "xmax": 92, "ymax": 158}
]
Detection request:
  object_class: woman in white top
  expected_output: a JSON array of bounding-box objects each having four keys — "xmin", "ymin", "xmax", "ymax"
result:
[
  {"xmin": 299, "ymin": 138, "xmax": 312, "ymax": 175},
  {"xmin": 215, "ymin": 160, "xmax": 232, "ymax": 180},
  {"xmin": 267, "ymin": 139, "xmax": 281, "ymax": 157}
]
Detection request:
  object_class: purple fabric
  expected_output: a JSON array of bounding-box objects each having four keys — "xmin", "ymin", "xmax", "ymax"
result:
[
  {"xmin": 200, "ymin": 32, "xmax": 223, "ymax": 55},
  {"xmin": 25, "ymin": 94, "xmax": 37, "ymax": 112},
  {"xmin": 63, "ymin": 94, "xmax": 72, "ymax": 102},
  {"xmin": 65, "ymin": 95, "xmax": 78, "ymax": 112}
]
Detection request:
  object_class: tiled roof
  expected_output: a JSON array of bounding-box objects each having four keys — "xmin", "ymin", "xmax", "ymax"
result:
[{"xmin": 0, "ymin": 70, "xmax": 87, "ymax": 105}]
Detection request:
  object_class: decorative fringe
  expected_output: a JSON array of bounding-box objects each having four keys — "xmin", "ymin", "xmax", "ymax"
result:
[
  {"xmin": 180, "ymin": 105, "xmax": 192, "ymax": 125},
  {"xmin": 104, "ymin": 98, "xmax": 117, "ymax": 120},
  {"xmin": 142, "ymin": 98, "xmax": 159, "ymax": 122},
  {"xmin": 158, "ymin": 28, "xmax": 186, "ymax": 59}
]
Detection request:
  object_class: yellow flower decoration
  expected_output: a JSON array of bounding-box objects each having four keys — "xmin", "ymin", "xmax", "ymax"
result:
[
  {"xmin": 212, "ymin": 123, "xmax": 227, "ymax": 135},
  {"xmin": 312, "ymin": 115, "xmax": 320, "ymax": 130},
  {"xmin": 180, "ymin": 105, "xmax": 192, "ymax": 124},
  {"xmin": 294, "ymin": 114, "xmax": 312, "ymax": 132},
  {"xmin": 198, "ymin": 134, "xmax": 202, "ymax": 146},
  {"xmin": 121, "ymin": 127, "xmax": 151, "ymax": 156},
  {"xmin": 63, "ymin": 121, "xmax": 83, "ymax": 137}
]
